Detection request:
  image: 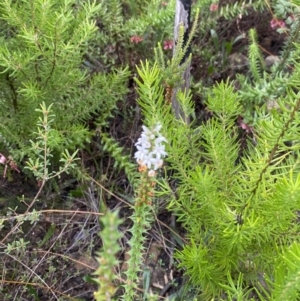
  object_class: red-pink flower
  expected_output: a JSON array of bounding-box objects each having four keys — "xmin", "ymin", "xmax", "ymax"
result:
[
  {"xmin": 130, "ymin": 35, "xmax": 143, "ymax": 44},
  {"xmin": 270, "ymin": 18, "xmax": 285, "ymax": 29},
  {"xmin": 0, "ymin": 153, "xmax": 6, "ymax": 165},
  {"xmin": 237, "ymin": 117, "xmax": 253, "ymax": 134},
  {"xmin": 163, "ymin": 40, "xmax": 173, "ymax": 50},
  {"xmin": 210, "ymin": 4, "xmax": 218, "ymax": 11}
]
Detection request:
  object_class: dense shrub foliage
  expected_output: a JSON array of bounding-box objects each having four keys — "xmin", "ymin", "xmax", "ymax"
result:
[{"xmin": 2, "ymin": 0, "xmax": 300, "ymax": 300}]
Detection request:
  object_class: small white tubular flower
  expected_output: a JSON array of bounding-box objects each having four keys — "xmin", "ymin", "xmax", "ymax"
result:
[
  {"xmin": 135, "ymin": 123, "xmax": 167, "ymax": 172},
  {"xmin": 134, "ymin": 145, "xmax": 148, "ymax": 162},
  {"xmin": 153, "ymin": 144, "xmax": 167, "ymax": 160}
]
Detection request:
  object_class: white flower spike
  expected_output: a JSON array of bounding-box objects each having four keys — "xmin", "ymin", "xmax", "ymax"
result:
[{"xmin": 135, "ymin": 123, "xmax": 167, "ymax": 173}]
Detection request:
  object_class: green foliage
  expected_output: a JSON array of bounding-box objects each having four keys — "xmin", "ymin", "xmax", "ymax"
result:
[
  {"xmin": 237, "ymin": 70, "xmax": 289, "ymax": 124},
  {"xmin": 273, "ymin": 0, "xmax": 297, "ymax": 18},
  {"xmin": 94, "ymin": 210, "xmax": 123, "ymax": 301},
  {"xmin": 0, "ymin": 0, "xmax": 130, "ymax": 165},
  {"xmin": 25, "ymin": 102, "xmax": 79, "ymax": 181},
  {"xmin": 271, "ymin": 242, "xmax": 300, "ymax": 301},
  {"xmin": 237, "ymin": 24, "xmax": 294, "ymax": 124},
  {"xmin": 219, "ymin": 272, "xmax": 255, "ymax": 301},
  {"xmin": 167, "ymin": 81, "xmax": 300, "ymax": 299},
  {"xmin": 90, "ymin": 0, "xmax": 175, "ymax": 67},
  {"xmin": 135, "ymin": 61, "xmax": 167, "ymax": 126},
  {"xmin": 248, "ymin": 29, "xmax": 264, "ymax": 82},
  {"xmin": 133, "ymin": 52, "xmax": 300, "ymax": 300},
  {"xmin": 4, "ymin": 0, "xmax": 300, "ymax": 300},
  {"xmin": 155, "ymin": 9, "xmax": 199, "ymax": 89},
  {"xmin": 219, "ymin": 0, "xmax": 267, "ymax": 19},
  {"xmin": 122, "ymin": 64, "xmax": 168, "ymax": 301},
  {"xmin": 123, "ymin": 200, "xmax": 155, "ymax": 300},
  {"xmin": 123, "ymin": 0, "xmax": 175, "ymax": 35},
  {"xmin": 191, "ymin": 0, "xmax": 300, "ymax": 127},
  {"xmin": 100, "ymin": 132, "xmax": 137, "ymax": 184}
]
